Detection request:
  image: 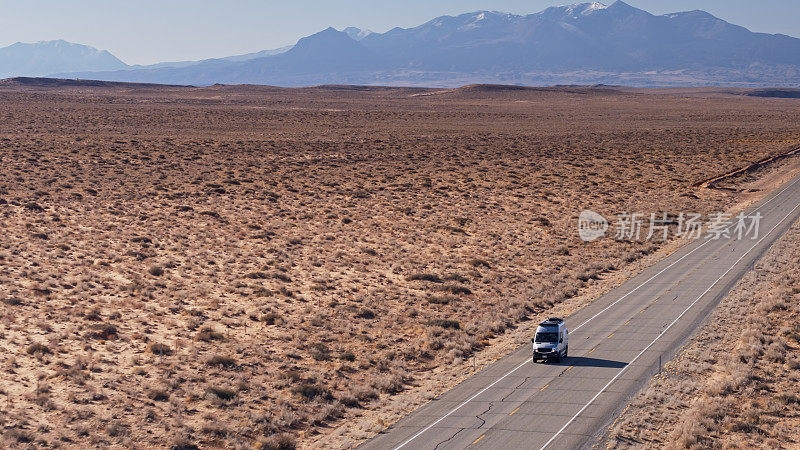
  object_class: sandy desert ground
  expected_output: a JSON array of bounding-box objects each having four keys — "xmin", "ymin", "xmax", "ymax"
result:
[{"xmin": 1, "ymin": 79, "xmax": 800, "ymax": 448}]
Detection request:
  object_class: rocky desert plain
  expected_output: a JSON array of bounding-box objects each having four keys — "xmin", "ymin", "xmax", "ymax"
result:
[{"xmin": 1, "ymin": 78, "xmax": 800, "ymax": 448}]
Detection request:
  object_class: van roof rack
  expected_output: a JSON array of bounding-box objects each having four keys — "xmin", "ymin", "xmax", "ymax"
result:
[{"xmin": 541, "ymin": 317, "xmax": 564, "ymax": 325}]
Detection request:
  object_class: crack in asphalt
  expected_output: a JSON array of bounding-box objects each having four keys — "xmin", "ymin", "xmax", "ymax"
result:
[
  {"xmin": 432, "ymin": 401, "xmax": 495, "ymax": 449},
  {"xmin": 500, "ymin": 375, "xmax": 532, "ymax": 402},
  {"xmin": 475, "ymin": 401, "xmax": 494, "ymax": 428},
  {"xmin": 432, "ymin": 427, "xmax": 468, "ymax": 450},
  {"xmin": 434, "ymin": 401, "xmax": 494, "ymax": 450}
]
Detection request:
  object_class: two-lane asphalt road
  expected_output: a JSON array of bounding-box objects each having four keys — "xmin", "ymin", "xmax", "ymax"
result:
[{"xmin": 361, "ymin": 172, "xmax": 800, "ymax": 450}]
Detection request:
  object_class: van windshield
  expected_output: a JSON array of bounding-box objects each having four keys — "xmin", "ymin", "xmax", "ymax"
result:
[{"xmin": 535, "ymin": 332, "xmax": 558, "ymax": 343}]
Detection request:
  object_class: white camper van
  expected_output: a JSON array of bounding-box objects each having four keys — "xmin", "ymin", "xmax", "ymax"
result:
[{"xmin": 532, "ymin": 318, "xmax": 568, "ymax": 363}]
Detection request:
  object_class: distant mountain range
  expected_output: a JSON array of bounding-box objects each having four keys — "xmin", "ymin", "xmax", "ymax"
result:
[
  {"xmin": 3, "ymin": 1, "xmax": 800, "ymax": 87},
  {"xmin": 0, "ymin": 40, "xmax": 127, "ymax": 78},
  {"xmin": 0, "ymin": 39, "xmax": 297, "ymax": 78}
]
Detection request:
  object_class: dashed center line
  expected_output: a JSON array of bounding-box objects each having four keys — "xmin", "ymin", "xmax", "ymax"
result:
[
  {"xmin": 539, "ymin": 384, "xmax": 549, "ymax": 392},
  {"xmin": 509, "ymin": 407, "xmax": 520, "ymax": 416},
  {"xmin": 472, "ymin": 434, "xmax": 486, "ymax": 445}
]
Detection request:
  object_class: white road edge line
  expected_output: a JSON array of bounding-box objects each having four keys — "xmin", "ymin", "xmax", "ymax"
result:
[
  {"xmin": 391, "ymin": 176, "xmax": 800, "ymax": 450},
  {"xmin": 539, "ymin": 198, "xmax": 800, "ymax": 450}
]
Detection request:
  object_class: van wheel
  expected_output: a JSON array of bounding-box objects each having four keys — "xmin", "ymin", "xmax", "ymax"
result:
[
  {"xmin": 563, "ymin": 346, "xmax": 568, "ymax": 358},
  {"xmin": 532, "ymin": 356, "xmax": 538, "ymax": 363}
]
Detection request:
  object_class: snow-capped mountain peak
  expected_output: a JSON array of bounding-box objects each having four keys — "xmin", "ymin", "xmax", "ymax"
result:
[
  {"xmin": 564, "ymin": 2, "xmax": 608, "ymax": 18},
  {"xmin": 583, "ymin": 2, "xmax": 608, "ymax": 13},
  {"xmin": 441, "ymin": 10, "xmax": 517, "ymax": 31},
  {"xmin": 342, "ymin": 27, "xmax": 373, "ymax": 41},
  {"xmin": 23, "ymin": 39, "xmax": 103, "ymax": 55}
]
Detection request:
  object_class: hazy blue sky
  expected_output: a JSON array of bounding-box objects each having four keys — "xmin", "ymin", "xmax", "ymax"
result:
[{"xmin": 1, "ymin": 0, "xmax": 798, "ymax": 65}]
